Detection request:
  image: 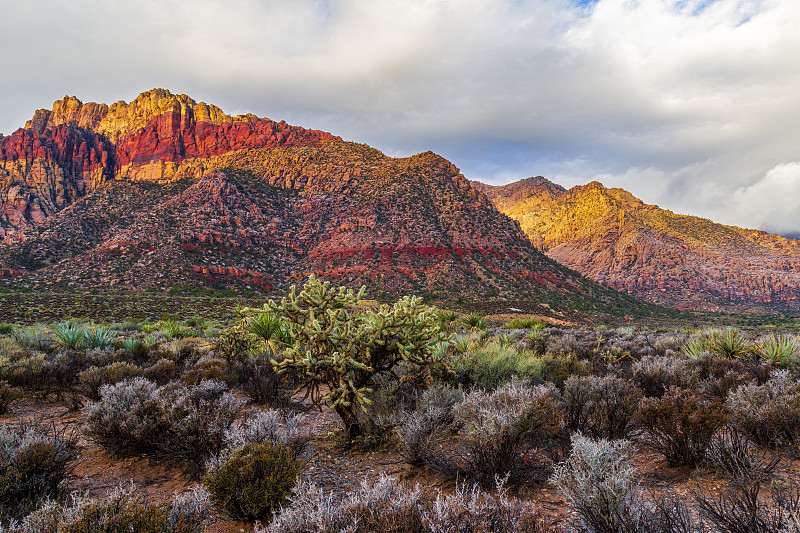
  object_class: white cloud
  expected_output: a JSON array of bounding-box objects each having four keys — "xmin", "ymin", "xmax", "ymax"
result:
[
  {"xmin": 0, "ymin": 0, "xmax": 799, "ymax": 233},
  {"xmin": 731, "ymin": 162, "xmax": 800, "ymax": 234}
]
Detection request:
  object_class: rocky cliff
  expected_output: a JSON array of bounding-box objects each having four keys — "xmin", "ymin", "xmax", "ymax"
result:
[
  {"xmin": 0, "ymin": 90, "xmax": 647, "ymax": 313},
  {"xmin": 477, "ymin": 177, "xmax": 800, "ymax": 311}
]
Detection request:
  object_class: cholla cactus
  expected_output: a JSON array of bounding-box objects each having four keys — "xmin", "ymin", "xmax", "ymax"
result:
[{"xmin": 268, "ymin": 276, "xmax": 444, "ymax": 439}]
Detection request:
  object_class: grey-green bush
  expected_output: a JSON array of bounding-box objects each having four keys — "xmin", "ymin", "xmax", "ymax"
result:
[{"xmin": 84, "ymin": 378, "xmax": 244, "ymax": 469}]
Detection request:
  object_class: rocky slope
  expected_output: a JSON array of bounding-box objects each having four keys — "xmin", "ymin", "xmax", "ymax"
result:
[
  {"xmin": 0, "ymin": 90, "xmax": 649, "ymax": 313},
  {"xmin": 476, "ymin": 177, "xmax": 800, "ymax": 311}
]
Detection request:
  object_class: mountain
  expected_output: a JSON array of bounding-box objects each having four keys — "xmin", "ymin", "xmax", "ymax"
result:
[
  {"xmin": 0, "ymin": 89, "xmax": 650, "ymax": 315},
  {"xmin": 475, "ymin": 177, "xmax": 800, "ymax": 311}
]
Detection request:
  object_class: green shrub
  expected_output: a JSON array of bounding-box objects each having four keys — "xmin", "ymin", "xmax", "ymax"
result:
[
  {"xmin": 10, "ymin": 327, "xmax": 51, "ymax": 353},
  {"xmin": 448, "ymin": 342, "xmax": 543, "ymax": 390},
  {"xmin": 0, "ymin": 351, "xmax": 84, "ymax": 399},
  {"xmin": 502, "ymin": 317, "xmax": 546, "ymax": 330},
  {"xmin": 538, "ymin": 352, "xmax": 591, "ymax": 386},
  {"xmin": 0, "ymin": 423, "xmax": 76, "ymax": 521},
  {"xmin": 203, "ymin": 442, "xmax": 301, "ymax": 522},
  {"xmin": 0, "ymin": 324, "xmax": 13, "ymax": 335}
]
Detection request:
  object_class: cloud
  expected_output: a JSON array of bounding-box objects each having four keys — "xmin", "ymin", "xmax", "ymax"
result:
[
  {"xmin": 731, "ymin": 162, "xmax": 800, "ymax": 235},
  {"xmin": 0, "ymin": 0, "xmax": 798, "ymax": 233}
]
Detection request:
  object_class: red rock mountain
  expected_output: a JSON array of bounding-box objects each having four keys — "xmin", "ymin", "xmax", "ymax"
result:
[
  {"xmin": 476, "ymin": 177, "xmax": 800, "ymax": 311},
  {"xmin": 0, "ymin": 90, "xmax": 649, "ymax": 314}
]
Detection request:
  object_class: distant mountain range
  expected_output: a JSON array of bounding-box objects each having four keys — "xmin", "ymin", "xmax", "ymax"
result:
[
  {"xmin": 475, "ymin": 177, "xmax": 800, "ymax": 311},
  {"xmin": 0, "ymin": 89, "xmax": 648, "ymax": 317}
]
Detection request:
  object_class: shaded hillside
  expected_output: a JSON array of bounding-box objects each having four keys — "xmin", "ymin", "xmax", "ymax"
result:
[
  {"xmin": 476, "ymin": 177, "xmax": 800, "ymax": 311},
  {"xmin": 0, "ymin": 90, "xmax": 655, "ymax": 315}
]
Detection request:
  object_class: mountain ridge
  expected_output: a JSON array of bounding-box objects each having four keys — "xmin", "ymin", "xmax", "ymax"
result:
[
  {"xmin": 0, "ymin": 89, "xmax": 653, "ymax": 317},
  {"xmin": 476, "ymin": 176, "xmax": 800, "ymax": 311}
]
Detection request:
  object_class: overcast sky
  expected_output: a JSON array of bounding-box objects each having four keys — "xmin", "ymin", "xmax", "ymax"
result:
[{"xmin": 1, "ymin": 0, "xmax": 798, "ymax": 235}]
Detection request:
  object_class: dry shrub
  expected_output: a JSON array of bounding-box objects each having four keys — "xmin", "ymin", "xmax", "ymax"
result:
[
  {"xmin": 634, "ymin": 386, "xmax": 727, "ymax": 467},
  {"xmin": 395, "ymin": 385, "xmax": 463, "ymax": 466},
  {"xmin": 83, "ymin": 378, "xmax": 243, "ymax": 470},
  {"xmin": 449, "ymin": 381, "xmax": 563, "ymax": 484},
  {"xmin": 223, "ymin": 408, "xmax": 311, "ymax": 461},
  {"xmin": 258, "ymin": 475, "xmax": 556, "ymax": 533},
  {"xmin": 703, "ymin": 428, "xmax": 779, "ymax": 482},
  {"xmin": 693, "ymin": 475, "xmax": 800, "ymax": 533},
  {"xmin": 0, "ymin": 383, "xmax": 20, "ymax": 415},
  {"xmin": 0, "ymin": 422, "xmax": 77, "ymax": 521},
  {"xmin": 562, "ymin": 375, "xmax": 642, "ymax": 439},
  {"xmin": 551, "ymin": 434, "xmax": 640, "ymax": 533},
  {"xmin": 77, "ymin": 362, "xmax": 144, "ymax": 400},
  {"xmin": 233, "ymin": 355, "xmax": 286, "ymax": 406},
  {"xmin": 9, "ymin": 485, "xmax": 210, "ymax": 533},
  {"xmin": 143, "ymin": 358, "xmax": 177, "ymax": 384},
  {"xmin": 727, "ymin": 370, "xmax": 800, "ymax": 448},
  {"xmin": 631, "ymin": 355, "xmax": 698, "ymax": 398},
  {"xmin": 181, "ymin": 357, "xmax": 236, "ymax": 387}
]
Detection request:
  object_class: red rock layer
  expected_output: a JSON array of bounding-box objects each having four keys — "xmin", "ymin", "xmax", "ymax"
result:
[{"xmin": 0, "ymin": 89, "xmax": 338, "ymax": 238}]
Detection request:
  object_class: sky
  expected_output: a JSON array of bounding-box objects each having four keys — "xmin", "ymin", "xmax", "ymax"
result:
[{"xmin": 1, "ymin": 0, "xmax": 798, "ymax": 236}]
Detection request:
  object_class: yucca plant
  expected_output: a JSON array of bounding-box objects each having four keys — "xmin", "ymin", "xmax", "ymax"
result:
[
  {"xmin": 244, "ymin": 312, "xmax": 290, "ymax": 355},
  {"xmin": 682, "ymin": 337, "xmax": 709, "ymax": 359},
  {"xmin": 756, "ymin": 334, "xmax": 799, "ymax": 367},
  {"xmin": 526, "ymin": 329, "xmax": 545, "ymax": 343},
  {"xmin": 710, "ymin": 327, "xmax": 754, "ymax": 360},
  {"xmin": 431, "ymin": 341, "xmax": 450, "ymax": 360},
  {"xmin": 53, "ymin": 323, "xmax": 86, "ymax": 350},
  {"xmin": 121, "ymin": 337, "xmax": 139, "ymax": 352},
  {"xmin": 144, "ymin": 334, "xmax": 161, "ymax": 346},
  {"xmin": 496, "ymin": 333, "xmax": 514, "ymax": 349},
  {"xmin": 83, "ymin": 327, "xmax": 116, "ymax": 350},
  {"xmin": 684, "ymin": 327, "xmax": 754, "ymax": 360},
  {"xmin": 437, "ymin": 310, "xmax": 460, "ymax": 332},
  {"xmin": 160, "ymin": 320, "xmax": 189, "ymax": 340},
  {"xmin": 140, "ymin": 322, "xmax": 160, "ymax": 334},
  {"xmin": 452, "ymin": 335, "xmax": 471, "ymax": 354},
  {"xmin": 462, "ymin": 312, "xmax": 487, "ymax": 331}
]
